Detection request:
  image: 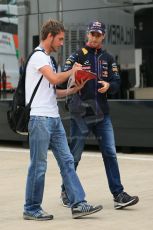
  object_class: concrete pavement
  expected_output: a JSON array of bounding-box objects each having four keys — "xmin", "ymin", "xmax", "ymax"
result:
[{"xmin": 0, "ymin": 145, "xmax": 153, "ymax": 230}]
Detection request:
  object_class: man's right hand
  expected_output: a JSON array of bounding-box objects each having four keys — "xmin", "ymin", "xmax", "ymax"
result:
[{"xmin": 71, "ymin": 62, "xmax": 82, "ymax": 75}]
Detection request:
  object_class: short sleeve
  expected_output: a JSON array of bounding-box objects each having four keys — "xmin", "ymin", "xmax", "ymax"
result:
[{"xmin": 30, "ymin": 51, "xmax": 50, "ymax": 70}]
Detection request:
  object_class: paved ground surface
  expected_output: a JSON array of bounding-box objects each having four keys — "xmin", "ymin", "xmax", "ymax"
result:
[{"xmin": 0, "ymin": 145, "xmax": 153, "ymax": 230}]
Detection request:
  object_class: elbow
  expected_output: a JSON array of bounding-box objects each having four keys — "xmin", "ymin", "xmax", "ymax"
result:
[
  {"xmin": 49, "ymin": 76, "xmax": 59, "ymax": 85},
  {"xmin": 51, "ymin": 79, "xmax": 58, "ymax": 85}
]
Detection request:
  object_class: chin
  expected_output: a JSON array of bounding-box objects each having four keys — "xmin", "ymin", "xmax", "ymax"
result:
[
  {"xmin": 91, "ymin": 44, "xmax": 98, "ymax": 48},
  {"xmin": 53, "ymin": 48, "xmax": 58, "ymax": 52}
]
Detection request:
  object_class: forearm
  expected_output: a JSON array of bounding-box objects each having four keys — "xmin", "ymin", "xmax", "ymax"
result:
[
  {"xmin": 54, "ymin": 70, "xmax": 72, "ymax": 85},
  {"xmin": 39, "ymin": 65, "xmax": 73, "ymax": 85},
  {"xmin": 56, "ymin": 87, "xmax": 77, "ymax": 98}
]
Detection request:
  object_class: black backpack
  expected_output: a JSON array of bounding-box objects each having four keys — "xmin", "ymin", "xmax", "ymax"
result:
[{"xmin": 7, "ymin": 49, "xmax": 44, "ymax": 135}]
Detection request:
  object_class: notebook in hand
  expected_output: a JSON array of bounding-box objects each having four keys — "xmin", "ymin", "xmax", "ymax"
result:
[{"xmin": 75, "ymin": 70, "xmax": 96, "ymax": 83}]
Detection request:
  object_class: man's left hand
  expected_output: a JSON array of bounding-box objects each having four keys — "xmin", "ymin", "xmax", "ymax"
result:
[{"xmin": 97, "ymin": 81, "xmax": 110, "ymax": 93}]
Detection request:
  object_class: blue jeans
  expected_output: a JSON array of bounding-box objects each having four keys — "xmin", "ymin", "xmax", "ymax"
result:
[
  {"xmin": 24, "ymin": 116, "xmax": 85, "ymax": 213},
  {"xmin": 62, "ymin": 114, "xmax": 124, "ymax": 197}
]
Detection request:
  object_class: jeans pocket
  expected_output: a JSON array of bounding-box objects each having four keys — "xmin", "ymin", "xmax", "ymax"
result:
[{"xmin": 28, "ymin": 116, "xmax": 37, "ymax": 135}]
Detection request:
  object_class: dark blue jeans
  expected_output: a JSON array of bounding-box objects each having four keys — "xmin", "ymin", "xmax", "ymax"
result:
[{"xmin": 62, "ymin": 114, "xmax": 124, "ymax": 197}]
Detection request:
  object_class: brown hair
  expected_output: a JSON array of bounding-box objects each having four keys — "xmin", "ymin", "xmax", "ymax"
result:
[{"xmin": 40, "ymin": 19, "xmax": 65, "ymax": 40}]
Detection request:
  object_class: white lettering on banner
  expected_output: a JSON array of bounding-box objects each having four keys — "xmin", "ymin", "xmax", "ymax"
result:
[{"xmin": 107, "ymin": 25, "xmax": 134, "ymax": 45}]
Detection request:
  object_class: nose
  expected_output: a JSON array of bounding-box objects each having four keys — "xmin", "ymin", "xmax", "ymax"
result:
[
  {"xmin": 60, "ymin": 41, "xmax": 64, "ymax": 46},
  {"xmin": 92, "ymin": 36, "xmax": 97, "ymax": 41}
]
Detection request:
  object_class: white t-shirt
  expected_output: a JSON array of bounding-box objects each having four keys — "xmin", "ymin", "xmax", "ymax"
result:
[{"xmin": 25, "ymin": 48, "xmax": 59, "ymax": 117}]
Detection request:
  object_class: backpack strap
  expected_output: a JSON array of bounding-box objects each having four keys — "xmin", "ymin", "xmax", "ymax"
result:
[
  {"xmin": 22, "ymin": 49, "xmax": 44, "ymax": 79},
  {"xmin": 24, "ymin": 49, "xmax": 45, "ymax": 107},
  {"xmin": 28, "ymin": 75, "xmax": 43, "ymax": 106}
]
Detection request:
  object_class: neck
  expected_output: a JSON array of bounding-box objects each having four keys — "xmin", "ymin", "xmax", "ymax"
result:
[
  {"xmin": 39, "ymin": 41, "xmax": 50, "ymax": 54},
  {"xmin": 86, "ymin": 42, "xmax": 102, "ymax": 49}
]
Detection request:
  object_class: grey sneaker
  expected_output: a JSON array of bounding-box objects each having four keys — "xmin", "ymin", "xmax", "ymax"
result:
[
  {"xmin": 72, "ymin": 202, "xmax": 103, "ymax": 219},
  {"xmin": 114, "ymin": 192, "xmax": 139, "ymax": 209},
  {"xmin": 60, "ymin": 191, "xmax": 70, "ymax": 208},
  {"xmin": 23, "ymin": 209, "xmax": 54, "ymax": 221}
]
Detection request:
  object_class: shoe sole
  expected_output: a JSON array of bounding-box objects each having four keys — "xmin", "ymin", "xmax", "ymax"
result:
[
  {"xmin": 114, "ymin": 196, "xmax": 139, "ymax": 210},
  {"xmin": 23, "ymin": 214, "xmax": 53, "ymax": 221},
  {"xmin": 72, "ymin": 205, "xmax": 103, "ymax": 219}
]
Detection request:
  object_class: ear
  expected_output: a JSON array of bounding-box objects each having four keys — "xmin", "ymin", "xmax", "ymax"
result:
[
  {"xmin": 102, "ymin": 33, "xmax": 106, "ymax": 41},
  {"xmin": 48, "ymin": 32, "xmax": 53, "ymax": 40},
  {"xmin": 86, "ymin": 32, "xmax": 89, "ymax": 38}
]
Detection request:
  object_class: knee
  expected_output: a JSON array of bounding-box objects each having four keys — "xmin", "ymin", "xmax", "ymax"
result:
[
  {"xmin": 102, "ymin": 145, "xmax": 117, "ymax": 158},
  {"xmin": 60, "ymin": 155, "xmax": 75, "ymax": 171},
  {"xmin": 37, "ymin": 160, "xmax": 47, "ymax": 174}
]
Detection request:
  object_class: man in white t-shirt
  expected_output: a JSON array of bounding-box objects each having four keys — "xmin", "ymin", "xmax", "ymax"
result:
[{"xmin": 23, "ymin": 19, "xmax": 102, "ymax": 221}]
